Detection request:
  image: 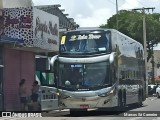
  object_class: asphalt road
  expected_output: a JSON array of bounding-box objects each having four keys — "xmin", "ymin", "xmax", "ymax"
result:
[
  {"xmin": 41, "ymin": 97, "xmax": 160, "ymax": 117},
  {"xmin": 1, "ymin": 97, "xmax": 160, "ymax": 120},
  {"xmin": 40, "ymin": 96, "xmax": 160, "ymax": 120}
]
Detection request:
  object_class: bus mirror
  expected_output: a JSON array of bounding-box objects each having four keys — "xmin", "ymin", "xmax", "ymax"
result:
[
  {"xmin": 50, "ymin": 55, "xmax": 58, "ymax": 67},
  {"xmin": 109, "ymin": 52, "xmax": 116, "ymax": 64}
]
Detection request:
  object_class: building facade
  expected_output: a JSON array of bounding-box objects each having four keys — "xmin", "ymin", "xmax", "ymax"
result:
[
  {"xmin": 147, "ymin": 50, "xmax": 160, "ymax": 84},
  {"xmin": 0, "ymin": 1, "xmax": 78, "ymax": 110}
]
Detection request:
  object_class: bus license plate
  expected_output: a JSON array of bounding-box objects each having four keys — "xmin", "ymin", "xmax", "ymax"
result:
[{"xmin": 80, "ymin": 104, "xmax": 89, "ymax": 109}]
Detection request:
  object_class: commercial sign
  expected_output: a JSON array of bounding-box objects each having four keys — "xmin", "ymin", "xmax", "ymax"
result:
[
  {"xmin": 1, "ymin": 7, "xmax": 59, "ymax": 52},
  {"xmin": 33, "ymin": 8, "xmax": 59, "ymax": 51},
  {"xmin": 2, "ymin": 7, "xmax": 33, "ymax": 44}
]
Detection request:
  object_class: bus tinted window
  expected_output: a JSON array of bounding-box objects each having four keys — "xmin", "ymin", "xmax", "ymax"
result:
[
  {"xmin": 58, "ymin": 61, "xmax": 110, "ymax": 91},
  {"xmin": 60, "ymin": 32, "xmax": 110, "ymax": 54}
]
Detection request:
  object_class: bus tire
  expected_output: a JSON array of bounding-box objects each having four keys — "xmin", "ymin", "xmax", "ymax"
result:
[
  {"xmin": 118, "ymin": 91, "xmax": 125, "ymax": 111},
  {"xmin": 138, "ymin": 89, "xmax": 143, "ymax": 107},
  {"xmin": 122, "ymin": 90, "xmax": 126, "ymax": 107},
  {"xmin": 123, "ymin": 90, "xmax": 126, "ymax": 107},
  {"xmin": 156, "ymin": 92, "xmax": 160, "ymax": 98}
]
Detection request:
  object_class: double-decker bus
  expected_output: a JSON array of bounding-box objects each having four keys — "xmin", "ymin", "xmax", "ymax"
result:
[{"xmin": 50, "ymin": 28, "xmax": 146, "ymax": 114}]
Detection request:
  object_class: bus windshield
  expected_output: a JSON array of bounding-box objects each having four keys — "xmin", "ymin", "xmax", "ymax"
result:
[
  {"xmin": 60, "ymin": 31, "xmax": 111, "ymax": 55},
  {"xmin": 58, "ymin": 61, "xmax": 111, "ymax": 91}
]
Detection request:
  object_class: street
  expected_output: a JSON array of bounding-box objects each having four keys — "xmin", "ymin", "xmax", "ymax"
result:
[
  {"xmin": 1, "ymin": 96, "xmax": 160, "ymax": 120},
  {"xmin": 0, "ymin": 2, "xmax": 160, "ymax": 120},
  {"xmin": 39, "ymin": 96, "xmax": 160, "ymax": 119}
]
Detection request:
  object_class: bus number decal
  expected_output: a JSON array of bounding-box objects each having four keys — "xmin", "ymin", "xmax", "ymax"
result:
[
  {"xmin": 69, "ymin": 34, "xmax": 101, "ymax": 41},
  {"xmin": 61, "ymin": 36, "xmax": 66, "ymax": 44}
]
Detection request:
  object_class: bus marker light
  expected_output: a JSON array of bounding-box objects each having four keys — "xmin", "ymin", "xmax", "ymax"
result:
[
  {"xmin": 108, "ymin": 90, "xmax": 114, "ymax": 95},
  {"xmin": 56, "ymin": 92, "xmax": 60, "ymax": 96}
]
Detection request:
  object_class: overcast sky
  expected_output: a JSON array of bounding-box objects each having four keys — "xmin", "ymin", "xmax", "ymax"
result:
[{"xmin": 32, "ymin": 0, "xmax": 160, "ymax": 27}]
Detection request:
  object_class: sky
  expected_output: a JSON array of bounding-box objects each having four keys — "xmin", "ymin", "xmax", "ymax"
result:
[
  {"xmin": 32, "ymin": 0, "xmax": 160, "ymax": 49},
  {"xmin": 32, "ymin": 0, "xmax": 160, "ymax": 27}
]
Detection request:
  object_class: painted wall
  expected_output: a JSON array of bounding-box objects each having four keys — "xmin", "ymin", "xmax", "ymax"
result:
[
  {"xmin": 2, "ymin": 7, "xmax": 59, "ymax": 52},
  {"xmin": 3, "ymin": 47, "xmax": 35, "ymax": 111}
]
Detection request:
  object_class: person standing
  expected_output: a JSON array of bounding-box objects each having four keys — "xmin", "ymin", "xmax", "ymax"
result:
[
  {"xmin": 30, "ymin": 81, "xmax": 40, "ymax": 111},
  {"xmin": 19, "ymin": 79, "xmax": 27, "ymax": 111},
  {"xmin": 31, "ymin": 81, "xmax": 39, "ymax": 103}
]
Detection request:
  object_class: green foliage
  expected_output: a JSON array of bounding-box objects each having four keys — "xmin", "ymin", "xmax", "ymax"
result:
[{"xmin": 100, "ymin": 10, "xmax": 160, "ymax": 61}]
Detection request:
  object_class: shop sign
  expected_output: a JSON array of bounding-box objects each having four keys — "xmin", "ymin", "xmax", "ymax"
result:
[
  {"xmin": 1, "ymin": 7, "xmax": 33, "ymax": 44},
  {"xmin": 33, "ymin": 8, "xmax": 59, "ymax": 51},
  {"xmin": 1, "ymin": 7, "xmax": 59, "ymax": 52}
]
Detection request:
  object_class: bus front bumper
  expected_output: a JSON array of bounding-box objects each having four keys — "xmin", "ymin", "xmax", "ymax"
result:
[{"xmin": 59, "ymin": 95, "xmax": 114, "ymax": 109}]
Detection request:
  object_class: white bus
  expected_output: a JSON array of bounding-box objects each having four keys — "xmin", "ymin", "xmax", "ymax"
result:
[{"xmin": 50, "ymin": 28, "xmax": 146, "ymax": 114}]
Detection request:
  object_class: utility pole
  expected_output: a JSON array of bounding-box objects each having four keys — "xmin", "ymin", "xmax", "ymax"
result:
[
  {"xmin": 132, "ymin": 7, "xmax": 155, "ymax": 98},
  {"xmin": 116, "ymin": 0, "xmax": 118, "ymax": 30},
  {"xmin": 151, "ymin": 40, "xmax": 155, "ymax": 84}
]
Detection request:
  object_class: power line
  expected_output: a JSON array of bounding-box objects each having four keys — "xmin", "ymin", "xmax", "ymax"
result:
[
  {"xmin": 108, "ymin": 0, "xmax": 116, "ymax": 5},
  {"xmin": 120, "ymin": 0, "xmax": 143, "ymax": 9},
  {"xmin": 136, "ymin": 0, "xmax": 146, "ymax": 7}
]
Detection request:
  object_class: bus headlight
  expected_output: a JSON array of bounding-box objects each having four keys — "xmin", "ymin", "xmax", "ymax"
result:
[
  {"xmin": 98, "ymin": 90, "xmax": 114, "ymax": 97},
  {"xmin": 56, "ymin": 92, "xmax": 60, "ymax": 96},
  {"xmin": 108, "ymin": 90, "xmax": 114, "ymax": 95}
]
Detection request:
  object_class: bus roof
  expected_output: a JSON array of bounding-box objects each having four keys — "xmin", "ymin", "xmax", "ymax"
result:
[
  {"xmin": 66, "ymin": 27, "xmax": 110, "ymax": 32},
  {"xmin": 63, "ymin": 28, "xmax": 143, "ymax": 47}
]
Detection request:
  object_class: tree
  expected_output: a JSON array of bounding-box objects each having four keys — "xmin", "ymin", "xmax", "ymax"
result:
[{"xmin": 100, "ymin": 10, "xmax": 160, "ymax": 61}]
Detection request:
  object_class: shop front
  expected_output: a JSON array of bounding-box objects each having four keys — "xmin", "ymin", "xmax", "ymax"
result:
[
  {"xmin": 0, "ymin": 7, "xmax": 59, "ymax": 111},
  {"xmin": 0, "ymin": 45, "xmax": 4, "ymax": 111}
]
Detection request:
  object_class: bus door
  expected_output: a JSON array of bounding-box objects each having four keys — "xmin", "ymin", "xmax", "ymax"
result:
[{"xmin": 36, "ymin": 71, "xmax": 59, "ymax": 111}]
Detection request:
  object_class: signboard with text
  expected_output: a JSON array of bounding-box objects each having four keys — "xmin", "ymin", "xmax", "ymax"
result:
[
  {"xmin": 1, "ymin": 7, "xmax": 33, "ymax": 45},
  {"xmin": 33, "ymin": 8, "xmax": 59, "ymax": 51},
  {"xmin": 1, "ymin": 7, "xmax": 59, "ymax": 52}
]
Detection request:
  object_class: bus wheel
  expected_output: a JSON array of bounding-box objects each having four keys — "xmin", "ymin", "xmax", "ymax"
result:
[
  {"xmin": 123, "ymin": 91, "xmax": 126, "ymax": 107},
  {"xmin": 118, "ymin": 91, "xmax": 125, "ymax": 111},
  {"xmin": 156, "ymin": 92, "xmax": 160, "ymax": 98},
  {"xmin": 138, "ymin": 89, "xmax": 143, "ymax": 107}
]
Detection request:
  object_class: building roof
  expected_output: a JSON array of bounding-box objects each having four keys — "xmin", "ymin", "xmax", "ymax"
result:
[{"xmin": 35, "ymin": 5, "xmax": 79, "ymax": 30}]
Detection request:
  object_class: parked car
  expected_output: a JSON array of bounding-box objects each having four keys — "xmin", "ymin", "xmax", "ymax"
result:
[
  {"xmin": 148, "ymin": 84, "xmax": 158, "ymax": 96},
  {"xmin": 156, "ymin": 85, "xmax": 160, "ymax": 98}
]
